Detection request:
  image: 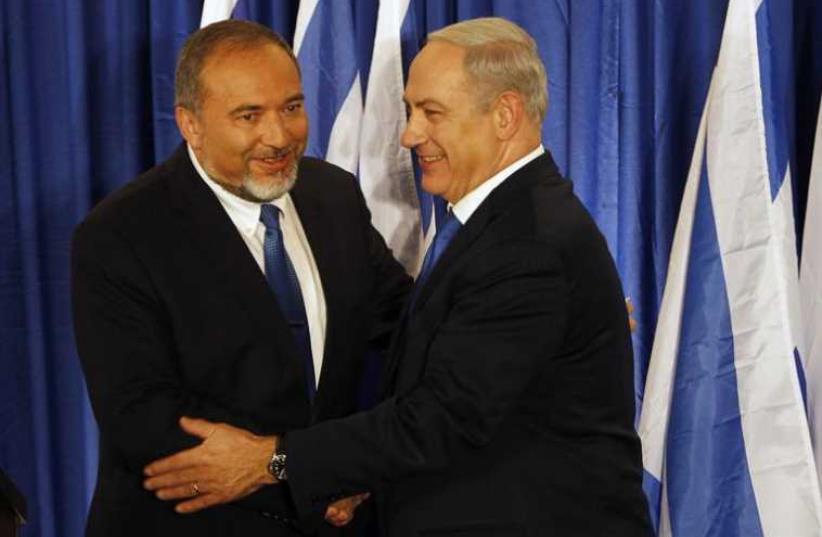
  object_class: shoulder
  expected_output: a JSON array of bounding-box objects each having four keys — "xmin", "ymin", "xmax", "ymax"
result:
[
  {"xmin": 466, "ymin": 168, "xmax": 613, "ymax": 288},
  {"xmin": 74, "ymin": 152, "xmax": 183, "ymax": 246},
  {"xmin": 297, "ymin": 157, "xmax": 356, "ymax": 187},
  {"xmin": 293, "ymin": 156, "xmax": 364, "ymax": 208}
]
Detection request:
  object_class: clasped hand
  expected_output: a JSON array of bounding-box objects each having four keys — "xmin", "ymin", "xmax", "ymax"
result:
[{"xmin": 143, "ymin": 417, "xmax": 367, "ymax": 526}]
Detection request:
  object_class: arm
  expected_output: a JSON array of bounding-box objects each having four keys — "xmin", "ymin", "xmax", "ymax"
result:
[
  {"xmin": 72, "ymin": 221, "xmax": 261, "ymax": 473},
  {"xmin": 286, "ymin": 238, "xmax": 567, "ymax": 515},
  {"xmin": 356, "ymin": 183, "xmax": 414, "ymax": 349},
  {"xmin": 141, "ymin": 239, "xmax": 566, "ymax": 514}
]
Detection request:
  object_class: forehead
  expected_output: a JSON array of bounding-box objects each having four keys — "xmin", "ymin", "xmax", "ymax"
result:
[
  {"xmin": 200, "ymin": 43, "xmax": 302, "ymax": 104},
  {"xmin": 405, "ymin": 41, "xmax": 469, "ymax": 103}
]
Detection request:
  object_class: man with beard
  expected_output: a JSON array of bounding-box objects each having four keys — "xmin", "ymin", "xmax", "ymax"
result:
[{"xmin": 71, "ymin": 20, "xmax": 410, "ymax": 537}]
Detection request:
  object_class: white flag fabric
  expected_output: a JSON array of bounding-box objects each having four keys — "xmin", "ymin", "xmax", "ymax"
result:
[
  {"xmin": 358, "ymin": 0, "xmax": 426, "ymax": 275},
  {"xmin": 801, "ymin": 96, "xmax": 822, "ymax": 487},
  {"xmin": 638, "ymin": 0, "xmax": 822, "ymax": 535},
  {"xmin": 200, "ymin": 0, "xmax": 237, "ymax": 27}
]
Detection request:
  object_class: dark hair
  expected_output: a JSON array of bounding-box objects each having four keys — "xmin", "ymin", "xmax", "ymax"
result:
[{"xmin": 175, "ymin": 20, "xmax": 299, "ymax": 112}]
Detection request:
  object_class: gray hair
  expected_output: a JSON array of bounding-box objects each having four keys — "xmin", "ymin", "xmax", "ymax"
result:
[
  {"xmin": 175, "ymin": 20, "xmax": 299, "ymax": 112},
  {"xmin": 428, "ymin": 17, "xmax": 548, "ymax": 123}
]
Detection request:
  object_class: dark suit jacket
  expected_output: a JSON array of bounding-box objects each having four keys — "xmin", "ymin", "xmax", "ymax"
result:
[
  {"xmin": 285, "ymin": 153, "xmax": 652, "ymax": 537},
  {"xmin": 71, "ymin": 145, "xmax": 411, "ymax": 537}
]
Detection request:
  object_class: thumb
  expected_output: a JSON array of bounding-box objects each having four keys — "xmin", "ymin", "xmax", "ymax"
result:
[{"xmin": 179, "ymin": 416, "xmax": 215, "ymax": 439}]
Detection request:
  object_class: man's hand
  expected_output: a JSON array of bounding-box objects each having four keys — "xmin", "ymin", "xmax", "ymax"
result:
[
  {"xmin": 143, "ymin": 417, "xmax": 277, "ymax": 514},
  {"xmin": 324, "ymin": 493, "xmax": 370, "ymax": 527}
]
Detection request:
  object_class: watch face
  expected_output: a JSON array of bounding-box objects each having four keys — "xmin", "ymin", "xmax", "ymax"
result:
[{"xmin": 270, "ymin": 453, "xmax": 287, "ymax": 481}]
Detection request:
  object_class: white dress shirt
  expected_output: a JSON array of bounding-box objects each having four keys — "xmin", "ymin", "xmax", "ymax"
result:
[
  {"xmin": 188, "ymin": 145, "xmax": 327, "ymax": 387},
  {"xmin": 450, "ymin": 145, "xmax": 546, "ymax": 224}
]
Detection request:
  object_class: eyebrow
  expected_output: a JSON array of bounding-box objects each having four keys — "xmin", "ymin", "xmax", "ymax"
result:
[
  {"xmin": 229, "ymin": 93, "xmax": 305, "ymax": 115},
  {"xmin": 403, "ymin": 97, "xmax": 446, "ymax": 109},
  {"xmin": 229, "ymin": 104, "xmax": 263, "ymax": 115}
]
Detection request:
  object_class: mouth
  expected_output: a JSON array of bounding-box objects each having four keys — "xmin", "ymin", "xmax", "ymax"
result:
[
  {"xmin": 250, "ymin": 151, "xmax": 293, "ymax": 174},
  {"xmin": 417, "ymin": 154, "xmax": 445, "ymax": 169}
]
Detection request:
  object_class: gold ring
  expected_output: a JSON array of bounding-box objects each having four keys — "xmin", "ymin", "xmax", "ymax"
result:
[{"xmin": 191, "ymin": 482, "xmax": 200, "ymax": 496}]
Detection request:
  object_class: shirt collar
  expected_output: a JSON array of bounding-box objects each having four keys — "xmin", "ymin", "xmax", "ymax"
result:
[
  {"xmin": 188, "ymin": 144, "xmax": 291, "ymax": 235},
  {"xmin": 450, "ymin": 145, "xmax": 545, "ymax": 225}
]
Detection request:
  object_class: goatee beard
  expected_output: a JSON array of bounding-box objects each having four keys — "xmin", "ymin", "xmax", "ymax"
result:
[{"xmin": 240, "ymin": 158, "xmax": 299, "ymax": 202}]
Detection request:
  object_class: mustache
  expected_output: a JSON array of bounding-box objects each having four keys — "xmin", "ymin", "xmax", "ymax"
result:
[{"xmin": 248, "ymin": 146, "xmax": 295, "ymax": 160}]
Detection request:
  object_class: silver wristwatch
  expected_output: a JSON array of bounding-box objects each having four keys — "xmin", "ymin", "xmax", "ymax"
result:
[{"xmin": 267, "ymin": 444, "xmax": 287, "ymax": 481}]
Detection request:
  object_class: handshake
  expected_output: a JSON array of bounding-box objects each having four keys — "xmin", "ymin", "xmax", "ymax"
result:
[{"xmin": 143, "ymin": 416, "xmax": 371, "ymax": 527}]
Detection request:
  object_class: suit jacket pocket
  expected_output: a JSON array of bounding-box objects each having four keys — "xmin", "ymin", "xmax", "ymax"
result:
[{"xmin": 419, "ymin": 521, "xmax": 524, "ymax": 537}]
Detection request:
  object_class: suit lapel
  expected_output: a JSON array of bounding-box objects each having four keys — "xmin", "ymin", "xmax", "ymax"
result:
[
  {"xmin": 412, "ymin": 153, "xmax": 559, "ymax": 313},
  {"xmin": 287, "ymin": 178, "xmax": 341, "ymax": 414},
  {"xmin": 165, "ymin": 145, "xmax": 307, "ymax": 380},
  {"xmin": 381, "ymin": 153, "xmax": 562, "ymax": 394}
]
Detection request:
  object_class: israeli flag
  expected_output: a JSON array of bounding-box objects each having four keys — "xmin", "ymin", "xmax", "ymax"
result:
[
  {"xmin": 638, "ymin": 0, "xmax": 822, "ymax": 535},
  {"xmin": 801, "ymin": 97, "xmax": 822, "ymax": 485},
  {"xmin": 358, "ymin": 0, "xmax": 428, "ymax": 274},
  {"xmin": 294, "ymin": 0, "xmax": 361, "ymax": 174}
]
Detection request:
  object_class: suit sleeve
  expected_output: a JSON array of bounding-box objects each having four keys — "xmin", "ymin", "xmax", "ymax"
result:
[
  {"xmin": 71, "ymin": 221, "xmax": 261, "ymax": 473},
  {"xmin": 284, "ymin": 238, "xmax": 567, "ymax": 516},
  {"xmin": 355, "ymin": 181, "xmax": 413, "ymax": 350}
]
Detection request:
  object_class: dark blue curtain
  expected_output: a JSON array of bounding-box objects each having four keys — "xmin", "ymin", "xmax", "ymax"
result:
[{"xmin": 1, "ymin": 1, "xmax": 820, "ymax": 536}]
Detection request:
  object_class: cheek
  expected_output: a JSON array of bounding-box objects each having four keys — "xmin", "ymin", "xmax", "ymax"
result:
[
  {"xmin": 287, "ymin": 116, "xmax": 309, "ymax": 143},
  {"xmin": 210, "ymin": 133, "xmax": 253, "ymax": 170}
]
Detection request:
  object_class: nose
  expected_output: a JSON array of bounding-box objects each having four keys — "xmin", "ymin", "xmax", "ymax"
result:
[
  {"xmin": 260, "ymin": 113, "xmax": 288, "ymax": 147},
  {"xmin": 401, "ymin": 113, "xmax": 425, "ymax": 149}
]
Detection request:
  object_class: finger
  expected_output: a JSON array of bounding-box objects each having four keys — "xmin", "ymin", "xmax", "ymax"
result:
[
  {"xmin": 625, "ymin": 297, "xmax": 634, "ymax": 314},
  {"xmin": 179, "ymin": 416, "xmax": 217, "ymax": 439},
  {"xmin": 325, "ymin": 511, "xmax": 352, "ymax": 527},
  {"xmin": 144, "ymin": 446, "xmax": 202, "ymax": 476},
  {"xmin": 144, "ymin": 468, "xmax": 204, "ymax": 491},
  {"xmin": 175, "ymin": 493, "xmax": 222, "ymax": 514},
  {"xmin": 328, "ymin": 515, "xmax": 351, "ymax": 527},
  {"xmin": 155, "ymin": 482, "xmax": 205, "ymax": 501}
]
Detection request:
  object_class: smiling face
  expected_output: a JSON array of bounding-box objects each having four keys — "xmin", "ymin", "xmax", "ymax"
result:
[
  {"xmin": 401, "ymin": 41, "xmax": 502, "ymax": 204},
  {"xmin": 176, "ymin": 42, "xmax": 307, "ymax": 201}
]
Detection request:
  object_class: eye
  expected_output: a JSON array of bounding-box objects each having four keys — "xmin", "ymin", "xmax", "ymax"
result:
[
  {"xmin": 284, "ymin": 102, "xmax": 303, "ymax": 114},
  {"xmin": 237, "ymin": 112, "xmax": 258, "ymax": 123}
]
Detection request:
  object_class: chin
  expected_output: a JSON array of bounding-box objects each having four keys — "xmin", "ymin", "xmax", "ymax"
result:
[
  {"xmin": 243, "ymin": 170, "xmax": 298, "ymax": 202},
  {"xmin": 421, "ymin": 175, "xmax": 450, "ymax": 197}
]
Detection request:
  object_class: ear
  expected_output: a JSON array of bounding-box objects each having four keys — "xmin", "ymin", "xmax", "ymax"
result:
[
  {"xmin": 493, "ymin": 91, "xmax": 525, "ymax": 141},
  {"xmin": 175, "ymin": 106, "xmax": 204, "ymax": 149}
]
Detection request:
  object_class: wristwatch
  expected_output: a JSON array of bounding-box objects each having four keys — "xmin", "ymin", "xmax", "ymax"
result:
[{"xmin": 267, "ymin": 437, "xmax": 288, "ymax": 481}]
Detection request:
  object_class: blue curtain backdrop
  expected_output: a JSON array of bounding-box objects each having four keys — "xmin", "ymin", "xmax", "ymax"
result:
[{"xmin": 1, "ymin": 1, "xmax": 820, "ymax": 536}]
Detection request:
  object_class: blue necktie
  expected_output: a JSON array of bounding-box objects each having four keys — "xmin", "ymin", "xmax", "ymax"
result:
[
  {"xmin": 416, "ymin": 211, "xmax": 463, "ymax": 287},
  {"xmin": 259, "ymin": 205, "xmax": 316, "ymax": 401}
]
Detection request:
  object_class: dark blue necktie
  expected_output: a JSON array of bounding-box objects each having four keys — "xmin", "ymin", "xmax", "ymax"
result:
[
  {"xmin": 259, "ymin": 204, "xmax": 316, "ymax": 401},
  {"xmin": 416, "ymin": 211, "xmax": 463, "ymax": 287}
]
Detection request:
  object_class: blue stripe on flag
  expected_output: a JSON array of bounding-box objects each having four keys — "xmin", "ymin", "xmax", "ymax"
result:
[
  {"xmin": 666, "ymin": 156, "xmax": 764, "ymax": 537},
  {"xmin": 642, "ymin": 470, "xmax": 662, "ymax": 535},
  {"xmin": 755, "ymin": 1, "xmax": 791, "ymax": 199},
  {"xmin": 230, "ymin": 0, "xmax": 294, "ymax": 42},
  {"xmin": 296, "ymin": 0, "xmax": 358, "ymax": 160}
]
